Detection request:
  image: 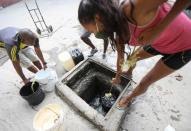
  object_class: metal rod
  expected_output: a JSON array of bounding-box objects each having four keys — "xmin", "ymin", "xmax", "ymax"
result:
[
  {"xmin": 34, "ymin": 0, "xmax": 49, "ymax": 29},
  {"xmin": 34, "ymin": 9, "xmax": 44, "ymax": 30},
  {"xmin": 24, "ymin": 1, "xmax": 38, "ymax": 29}
]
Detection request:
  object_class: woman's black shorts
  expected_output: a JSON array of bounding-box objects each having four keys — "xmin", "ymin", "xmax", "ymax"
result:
[{"xmin": 143, "ymin": 45, "xmax": 191, "ymax": 70}]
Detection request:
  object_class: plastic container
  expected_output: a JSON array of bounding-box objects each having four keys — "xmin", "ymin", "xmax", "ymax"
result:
[
  {"xmin": 20, "ymin": 82, "xmax": 45, "ymax": 106},
  {"xmin": 58, "ymin": 48, "xmax": 84, "ymax": 71},
  {"xmin": 69, "ymin": 48, "xmax": 84, "ymax": 65},
  {"xmin": 33, "ymin": 104, "xmax": 64, "ymax": 131},
  {"xmin": 35, "ymin": 69, "xmax": 51, "ymax": 85},
  {"xmin": 34, "ymin": 69, "xmax": 58, "ymax": 92},
  {"xmin": 40, "ymin": 69, "xmax": 58, "ymax": 92},
  {"xmin": 164, "ymin": 125, "xmax": 176, "ymax": 131}
]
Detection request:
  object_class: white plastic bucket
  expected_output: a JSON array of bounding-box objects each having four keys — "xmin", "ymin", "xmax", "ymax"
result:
[
  {"xmin": 164, "ymin": 125, "xmax": 176, "ymax": 131},
  {"xmin": 34, "ymin": 69, "xmax": 58, "ymax": 92},
  {"xmin": 58, "ymin": 48, "xmax": 84, "ymax": 72},
  {"xmin": 35, "ymin": 69, "xmax": 51, "ymax": 85},
  {"xmin": 58, "ymin": 51, "xmax": 75, "ymax": 72},
  {"xmin": 33, "ymin": 104, "xmax": 64, "ymax": 131},
  {"xmin": 42, "ymin": 69, "xmax": 58, "ymax": 92}
]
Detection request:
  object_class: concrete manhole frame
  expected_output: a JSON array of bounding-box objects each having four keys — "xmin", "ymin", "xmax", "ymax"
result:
[{"xmin": 56, "ymin": 58, "xmax": 133, "ymax": 131}]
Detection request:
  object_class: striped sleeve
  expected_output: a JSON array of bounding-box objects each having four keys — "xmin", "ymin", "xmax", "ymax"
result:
[{"xmin": 6, "ymin": 45, "xmax": 19, "ymax": 61}]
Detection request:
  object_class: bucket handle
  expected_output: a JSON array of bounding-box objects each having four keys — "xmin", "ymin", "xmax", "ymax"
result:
[{"xmin": 44, "ymin": 107, "xmax": 60, "ymax": 123}]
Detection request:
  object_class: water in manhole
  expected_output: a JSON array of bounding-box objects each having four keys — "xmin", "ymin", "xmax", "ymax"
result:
[
  {"xmin": 90, "ymin": 94, "xmax": 117, "ymax": 116},
  {"xmin": 65, "ymin": 61, "xmax": 129, "ymax": 116}
]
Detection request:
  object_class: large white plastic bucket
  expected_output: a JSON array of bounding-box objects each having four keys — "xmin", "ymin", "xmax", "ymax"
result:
[
  {"xmin": 58, "ymin": 48, "xmax": 84, "ymax": 72},
  {"xmin": 33, "ymin": 104, "xmax": 64, "ymax": 131},
  {"xmin": 35, "ymin": 69, "xmax": 51, "ymax": 85},
  {"xmin": 58, "ymin": 51, "xmax": 75, "ymax": 72},
  {"xmin": 34, "ymin": 69, "xmax": 58, "ymax": 92}
]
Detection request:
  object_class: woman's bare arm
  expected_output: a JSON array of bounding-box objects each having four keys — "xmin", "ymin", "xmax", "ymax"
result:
[{"xmin": 112, "ymin": 38, "xmax": 125, "ymax": 84}]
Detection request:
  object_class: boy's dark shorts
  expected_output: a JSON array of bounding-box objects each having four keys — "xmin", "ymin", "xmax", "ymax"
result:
[{"xmin": 143, "ymin": 45, "xmax": 191, "ymax": 70}]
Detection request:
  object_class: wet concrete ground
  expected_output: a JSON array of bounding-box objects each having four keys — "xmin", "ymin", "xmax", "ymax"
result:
[{"xmin": 0, "ymin": 0, "xmax": 191, "ymax": 131}]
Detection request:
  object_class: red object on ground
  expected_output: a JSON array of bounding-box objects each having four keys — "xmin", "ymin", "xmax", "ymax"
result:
[{"xmin": 0, "ymin": 0, "xmax": 21, "ymax": 8}]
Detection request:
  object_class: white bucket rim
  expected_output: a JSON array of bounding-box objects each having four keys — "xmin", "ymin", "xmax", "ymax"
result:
[
  {"xmin": 33, "ymin": 104, "xmax": 64, "ymax": 131},
  {"xmin": 34, "ymin": 69, "xmax": 51, "ymax": 84}
]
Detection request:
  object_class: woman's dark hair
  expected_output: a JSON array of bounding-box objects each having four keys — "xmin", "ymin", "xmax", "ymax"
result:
[{"xmin": 78, "ymin": 0, "xmax": 132, "ymax": 50}]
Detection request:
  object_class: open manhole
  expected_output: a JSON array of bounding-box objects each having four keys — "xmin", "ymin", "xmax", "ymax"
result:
[
  {"xmin": 65, "ymin": 60, "xmax": 130, "ymax": 116},
  {"xmin": 56, "ymin": 58, "xmax": 132, "ymax": 131}
]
